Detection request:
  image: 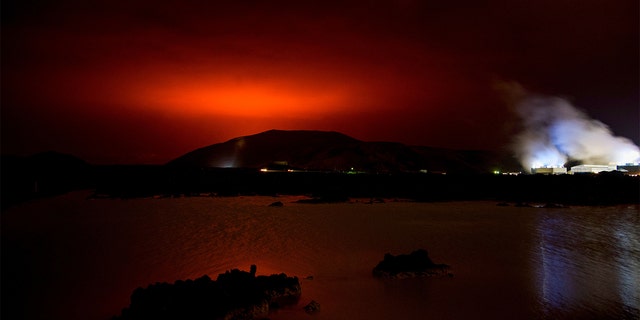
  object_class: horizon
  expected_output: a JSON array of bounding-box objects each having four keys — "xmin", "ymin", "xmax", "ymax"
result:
[
  {"xmin": 2, "ymin": 0, "xmax": 638, "ymax": 164},
  {"xmin": 2, "ymin": 128, "xmax": 516, "ymax": 166}
]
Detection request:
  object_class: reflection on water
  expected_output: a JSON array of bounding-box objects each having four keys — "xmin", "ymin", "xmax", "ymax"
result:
[
  {"xmin": 2, "ymin": 193, "xmax": 639, "ymax": 320},
  {"xmin": 537, "ymin": 206, "xmax": 640, "ymax": 319}
]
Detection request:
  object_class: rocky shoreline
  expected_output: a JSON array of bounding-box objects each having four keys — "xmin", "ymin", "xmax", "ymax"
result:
[
  {"xmin": 113, "ymin": 266, "xmax": 301, "ymax": 320},
  {"xmin": 112, "ymin": 250, "xmax": 453, "ymax": 319}
]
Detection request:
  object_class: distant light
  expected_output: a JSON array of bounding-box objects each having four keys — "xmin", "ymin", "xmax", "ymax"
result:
[
  {"xmin": 493, "ymin": 170, "xmax": 500, "ymax": 175},
  {"xmin": 260, "ymin": 168, "xmax": 268, "ymax": 172},
  {"xmin": 216, "ymin": 158, "xmax": 236, "ymax": 168}
]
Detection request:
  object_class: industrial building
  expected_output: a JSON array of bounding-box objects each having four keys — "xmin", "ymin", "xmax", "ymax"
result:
[
  {"xmin": 531, "ymin": 167, "xmax": 567, "ymax": 175},
  {"xmin": 570, "ymin": 164, "xmax": 617, "ymax": 174},
  {"xmin": 616, "ymin": 164, "xmax": 640, "ymax": 175},
  {"xmin": 531, "ymin": 163, "xmax": 640, "ymax": 175}
]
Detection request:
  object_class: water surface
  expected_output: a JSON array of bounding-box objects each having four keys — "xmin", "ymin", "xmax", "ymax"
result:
[{"xmin": 2, "ymin": 193, "xmax": 638, "ymax": 319}]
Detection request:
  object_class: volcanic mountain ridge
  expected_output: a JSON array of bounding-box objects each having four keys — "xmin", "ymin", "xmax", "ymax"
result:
[{"xmin": 169, "ymin": 130, "xmax": 520, "ymax": 174}]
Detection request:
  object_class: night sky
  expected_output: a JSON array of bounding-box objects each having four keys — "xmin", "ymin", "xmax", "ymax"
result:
[{"xmin": 2, "ymin": 0, "xmax": 638, "ymax": 164}]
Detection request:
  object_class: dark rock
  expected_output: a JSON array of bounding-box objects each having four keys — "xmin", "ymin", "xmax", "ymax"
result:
[
  {"xmin": 268, "ymin": 201, "xmax": 284, "ymax": 207},
  {"xmin": 496, "ymin": 202, "xmax": 509, "ymax": 206},
  {"xmin": 304, "ymin": 300, "xmax": 321, "ymax": 314},
  {"xmin": 514, "ymin": 202, "xmax": 532, "ymax": 207},
  {"xmin": 113, "ymin": 266, "xmax": 301, "ymax": 320},
  {"xmin": 372, "ymin": 249, "xmax": 451, "ymax": 279},
  {"xmin": 542, "ymin": 203, "xmax": 568, "ymax": 208},
  {"xmin": 294, "ymin": 194, "xmax": 349, "ymax": 204},
  {"xmin": 367, "ymin": 197, "xmax": 385, "ymax": 204}
]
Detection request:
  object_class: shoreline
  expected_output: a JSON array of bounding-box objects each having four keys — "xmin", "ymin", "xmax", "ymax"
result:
[{"xmin": 3, "ymin": 165, "xmax": 639, "ymax": 210}]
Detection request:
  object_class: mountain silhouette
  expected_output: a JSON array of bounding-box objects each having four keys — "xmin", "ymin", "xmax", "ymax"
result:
[{"xmin": 169, "ymin": 130, "xmax": 520, "ymax": 173}]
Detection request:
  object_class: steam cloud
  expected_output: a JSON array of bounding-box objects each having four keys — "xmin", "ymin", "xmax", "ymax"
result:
[{"xmin": 511, "ymin": 93, "xmax": 640, "ymax": 172}]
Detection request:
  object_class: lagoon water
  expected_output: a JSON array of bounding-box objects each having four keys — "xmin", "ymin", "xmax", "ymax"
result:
[{"xmin": 2, "ymin": 192, "xmax": 639, "ymax": 319}]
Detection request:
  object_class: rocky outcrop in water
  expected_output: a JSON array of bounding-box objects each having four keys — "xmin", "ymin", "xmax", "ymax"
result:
[
  {"xmin": 294, "ymin": 193, "xmax": 349, "ymax": 204},
  {"xmin": 304, "ymin": 300, "xmax": 321, "ymax": 314},
  {"xmin": 542, "ymin": 203, "xmax": 569, "ymax": 209},
  {"xmin": 113, "ymin": 265, "xmax": 301, "ymax": 320},
  {"xmin": 373, "ymin": 249, "xmax": 452, "ymax": 279}
]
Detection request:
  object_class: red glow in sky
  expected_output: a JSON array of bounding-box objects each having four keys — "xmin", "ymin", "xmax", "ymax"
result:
[{"xmin": 2, "ymin": 0, "xmax": 638, "ymax": 164}]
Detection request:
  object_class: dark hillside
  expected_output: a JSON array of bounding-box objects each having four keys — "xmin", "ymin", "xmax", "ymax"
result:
[{"xmin": 169, "ymin": 130, "xmax": 521, "ymax": 173}]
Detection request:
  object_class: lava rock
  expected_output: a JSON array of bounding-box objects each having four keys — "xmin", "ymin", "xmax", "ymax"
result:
[
  {"xmin": 294, "ymin": 194, "xmax": 349, "ymax": 204},
  {"xmin": 372, "ymin": 249, "xmax": 451, "ymax": 279},
  {"xmin": 514, "ymin": 202, "xmax": 532, "ymax": 207},
  {"xmin": 268, "ymin": 201, "xmax": 284, "ymax": 207},
  {"xmin": 113, "ymin": 265, "xmax": 301, "ymax": 320},
  {"xmin": 542, "ymin": 203, "xmax": 568, "ymax": 208},
  {"xmin": 304, "ymin": 300, "xmax": 321, "ymax": 314}
]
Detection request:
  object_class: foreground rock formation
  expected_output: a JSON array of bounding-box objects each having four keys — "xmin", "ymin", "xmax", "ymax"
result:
[
  {"xmin": 373, "ymin": 249, "xmax": 452, "ymax": 279},
  {"xmin": 113, "ymin": 265, "xmax": 301, "ymax": 320},
  {"xmin": 304, "ymin": 300, "xmax": 321, "ymax": 314}
]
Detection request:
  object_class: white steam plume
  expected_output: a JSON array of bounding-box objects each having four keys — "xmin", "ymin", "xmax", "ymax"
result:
[{"xmin": 511, "ymin": 93, "xmax": 640, "ymax": 172}]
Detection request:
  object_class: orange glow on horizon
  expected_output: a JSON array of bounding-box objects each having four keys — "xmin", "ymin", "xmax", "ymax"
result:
[{"xmin": 130, "ymin": 77, "xmax": 352, "ymax": 118}]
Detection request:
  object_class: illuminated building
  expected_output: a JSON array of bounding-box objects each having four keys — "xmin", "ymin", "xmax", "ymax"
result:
[
  {"xmin": 569, "ymin": 164, "xmax": 617, "ymax": 174},
  {"xmin": 531, "ymin": 167, "xmax": 567, "ymax": 175}
]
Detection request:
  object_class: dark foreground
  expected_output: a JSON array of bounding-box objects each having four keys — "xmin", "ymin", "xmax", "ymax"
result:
[
  {"xmin": 2, "ymin": 162, "xmax": 639, "ymax": 209},
  {"xmin": 114, "ymin": 250, "xmax": 448, "ymax": 319},
  {"xmin": 114, "ymin": 266, "xmax": 300, "ymax": 320},
  {"xmin": 2, "ymin": 196, "xmax": 638, "ymax": 319}
]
